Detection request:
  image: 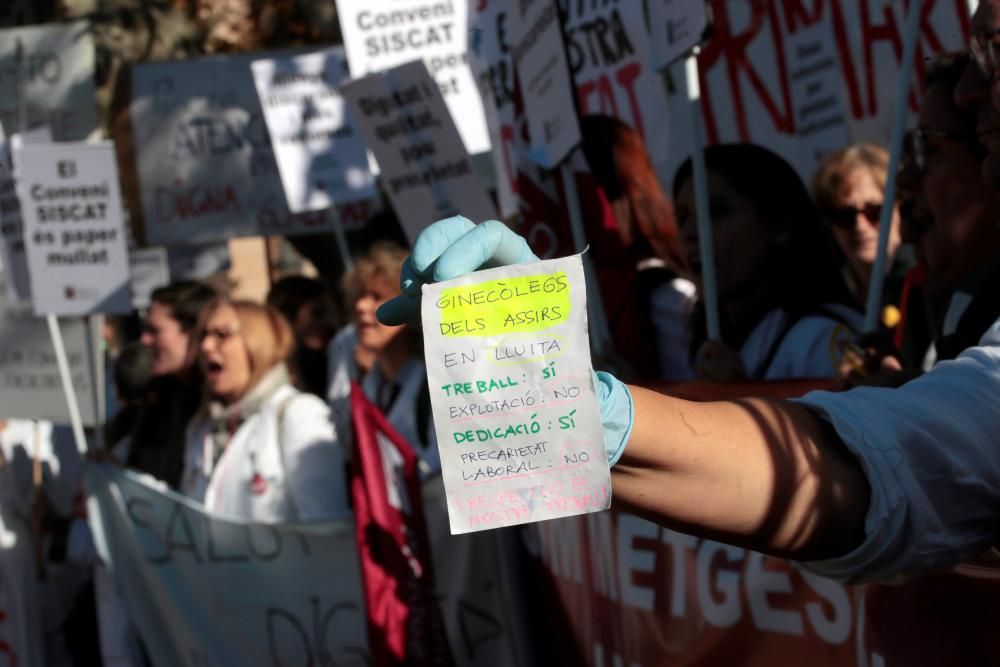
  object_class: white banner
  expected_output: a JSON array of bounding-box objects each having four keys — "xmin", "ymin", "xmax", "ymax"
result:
[
  {"xmin": 87, "ymin": 464, "xmax": 524, "ymax": 666},
  {"xmin": 336, "ymin": 0, "xmax": 491, "ymax": 155},
  {"xmin": 0, "ymin": 272, "xmax": 98, "ymax": 425},
  {"xmin": 342, "ymin": 60, "xmax": 496, "ymax": 244},
  {"xmin": 251, "ymin": 48, "xmax": 375, "ymax": 214},
  {"xmin": 16, "ymin": 141, "xmax": 131, "ymax": 315},
  {"xmin": 130, "ymin": 52, "xmax": 376, "ymax": 246},
  {"xmin": 0, "ymin": 21, "xmax": 98, "ymax": 141},
  {"xmin": 128, "ymin": 246, "xmax": 170, "ymax": 310}
]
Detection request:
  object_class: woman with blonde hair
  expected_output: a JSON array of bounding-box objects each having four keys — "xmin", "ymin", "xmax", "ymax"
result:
[
  {"xmin": 812, "ymin": 143, "xmax": 909, "ymax": 313},
  {"xmin": 182, "ymin": 298, "xmax": 348, "ymax": 522}
]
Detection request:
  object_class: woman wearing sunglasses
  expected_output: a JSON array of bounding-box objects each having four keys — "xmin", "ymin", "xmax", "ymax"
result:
[
  {"xmin": 812, "ymin": 143, "xmax": 909, "ymax": 319},
  {"xmin": 181, "ymin": 298, "xmax": 349, "ymax": 522}
]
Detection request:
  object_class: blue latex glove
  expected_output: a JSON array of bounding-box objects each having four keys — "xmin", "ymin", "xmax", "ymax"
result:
[
  {"xmin": 377, "ymin": 215, "xmax": 539, "ymax": 326},
  {"xmin": 378, "ymin": 215, "xmax": 634, "ymax": 466}
]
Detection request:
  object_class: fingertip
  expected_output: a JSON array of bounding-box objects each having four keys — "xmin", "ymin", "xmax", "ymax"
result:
[
  {"xmin": 376, "ymin": 296, "xmax": 421, "ymax": 326},
  {"xmin": 411, "ymin": 215, "xmax": 476, "ymax": 274}
]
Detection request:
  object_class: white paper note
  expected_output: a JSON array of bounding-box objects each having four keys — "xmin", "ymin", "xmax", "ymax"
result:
[{"xmin": 421, "ymin": 254, "xmax": 611, "ymax": 534}]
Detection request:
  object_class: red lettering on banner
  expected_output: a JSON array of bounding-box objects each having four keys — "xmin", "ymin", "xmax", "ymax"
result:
[
  {"xmin": 576, "ymin": 62, "xmax": 647, "ymax": 142},
  {"xmin": 500, "ymin": 124, "xmax": 518, "ymax": 196},
  {"xmin": 614, "ymin": 63, "xmax": 644, "ymax": 140},
  {"xmin": 862, "ymin": 2, "xmax": 904, "ymax": 116},
  {"xmin": 699, "ymin": 0, "xmax": 793, "ymax": 142}
]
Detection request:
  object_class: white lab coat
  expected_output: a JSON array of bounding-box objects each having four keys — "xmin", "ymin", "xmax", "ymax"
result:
[
  {"xmin": 181, "ymin": 383, "xmax": 349, "ymax": 523},
  {"xmin": 796, "ymin": 314, "xmax": 1000, "ymax": 583}
]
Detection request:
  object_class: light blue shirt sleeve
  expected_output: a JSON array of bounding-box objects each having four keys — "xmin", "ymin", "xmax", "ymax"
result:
[{"xmin": 792, "ymin": 319, "xmax": 1000, "ymax": 583}]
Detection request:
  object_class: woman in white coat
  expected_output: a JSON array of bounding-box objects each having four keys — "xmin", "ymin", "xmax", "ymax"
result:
[{"xmin": 181, "ymin": 299, "xmax": 349, "ymax": 523}]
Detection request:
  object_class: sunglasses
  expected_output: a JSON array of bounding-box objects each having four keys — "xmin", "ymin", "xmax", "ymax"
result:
[
  {"xmin": 971, "ymin": 28, "xmax": 1000, "ymax": 80},
  {"xmin": 199, "ymin": 324, "xmax": 241, "ymax": 344},
  {"xmin": 822, "ymin": 203, "xmax": 882, "ymax": 230},
  {"xmin": 904, "ymin": 127, "xmax": 974, "ymax": 172}
]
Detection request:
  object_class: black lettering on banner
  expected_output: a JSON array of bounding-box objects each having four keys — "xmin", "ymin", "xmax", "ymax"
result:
[
  {"xmin": 126, "ymin": 496, "xmax": 170, "ymax": 564},
  {"xmin": 246, "ymin": 524, "xmax": 283, "ymax": 561},
  {"xmin": 457, "ymin": 597, "xmax": 504, "ymax": 661},
  {"xmin": 164, "ymin": 503, "xmax": 203, "ymax": 563},
  {"xmin": 266, "ymin": 599, "xmax": 368, "ymax": 666},
  {"xmin": 205, "ymin": 515, "xmax": 250, "ymax": 564}
]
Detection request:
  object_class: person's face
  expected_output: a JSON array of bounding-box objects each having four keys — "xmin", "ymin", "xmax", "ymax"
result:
[
  {"xmin": 956, "ymin": 0, "xmax": 1000, "ymax": 187},
  {"xmin": 353, "ymin": 275, "xmax": 406, "ymax": 353},
  {"xmin": 905, "ymin": 84, "xmax": 1000, "ymax": 290},
  {"xmin": 828, "ymin": 168, "xmax": 902, "ymax": 278},
  {"xmin": 140, "ymin": 302, "xmax": 190, "ymax": 377},
  {"xmin": 293, "ymin": 297, "xmax": 334, "ymax": 351},
  {"xmin": 675, "ymin": 171, "xmax": 772, "ymax": 299},
  {"xmin": 199, "ymin": 305, "xmax": 252, "ymax": 405}
]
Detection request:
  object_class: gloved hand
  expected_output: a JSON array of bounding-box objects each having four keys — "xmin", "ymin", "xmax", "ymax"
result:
[
  {"xmin": 594, "ymin": 370, "xmax": 634, "ymax": 467},
  {"xmin": 378, "ymin": 215, "xmax": 634, "ymax": 466},
  {"xmin": 376, "ymin": 215, "xmax": 539, "ymax": 326}
]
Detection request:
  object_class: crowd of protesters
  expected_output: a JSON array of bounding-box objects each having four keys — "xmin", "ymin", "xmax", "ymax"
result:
[{"xmin": 8, "ymin": 7, "xmax": 1000, "ymax": 661}]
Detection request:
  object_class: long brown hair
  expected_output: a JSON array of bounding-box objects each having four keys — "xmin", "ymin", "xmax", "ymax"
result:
[{"xmin": 580, "ymin": 114, "xmax": 686, "ymax": 273}]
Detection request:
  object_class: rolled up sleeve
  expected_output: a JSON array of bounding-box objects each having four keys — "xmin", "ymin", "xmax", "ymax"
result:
[{"xmin": 792, "ymin": 328, "xmax": 1000, "ymax": 583}]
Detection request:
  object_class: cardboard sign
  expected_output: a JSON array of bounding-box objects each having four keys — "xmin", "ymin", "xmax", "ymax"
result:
[
  {"xmin": 130, "ymin": 51, "xmax": 374, "ymax": 246},
  {"xmin": 784, "ymin": 21, "xmax": 851, "ymax": 177},
  {"xmin": 128, "ymin": 246, "xmax": 170, "ymax": 309},
  {"xmin": 15, "ymin": 141, "xmax": 131, "ymax": 315},
  {"xmin": 0, "ymin": 124, "xmax": 51, "ymax": 302},
  {"xmin": 648, "ymin": 0, "xmax": 710, "ymax": 70},
  {"xmin": 341, "ymin": 60, "xmax": 496, "ymax": 244},
  {"xmin": 421, "ymin": 254, "xmax": 611, "ymax": 534},
  {"xmin": 0, "ymin": 21, "xmax": 98, "ymax": 140},
  {"xmin": 251, "ymin": 48, "xmax": 375, "ymax": 214},
  {"xmin": 336, "ymin": 0, "xmax": 490, "ymax": 155},
  {"xmin": 0, "ymin": 271, "xmax": 98, "ymax": 424},
  {"xmin": 509, "ymin": 0, "xmax": 581, "ymax": 169}
]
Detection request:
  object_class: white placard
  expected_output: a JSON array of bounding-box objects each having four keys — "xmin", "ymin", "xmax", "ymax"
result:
[
  {"xmin": 130, "ymin": 51, "xmax": 377, "ymax": 246},
  {"xmin": 336, "ymin": 0, "xmax": 491, "ymax": 155},
  {"xmin": 0, "ymin": 272, "xmax": 98, "ymax": 424},
  {"xmin": 16, "ymin": 141, "xmax": 131, "ymax": 315},
  {"xmin": 509, "ymin": 0, "xmax": 581, "ymax": 169},
  {"xmin": 0, "ymin": 124, "xmax": 51, "ymax": 302},
  {"xmin": 648, "ymin": 0, "xmax": 710, "ymax": 70},
  {"xmin": 784, "ymin": 22, "xmax": 851, "ymax": 178},
  {"xmin": 341, "ymin": 60, "xmax": 496, "ymax": 244},
  {"xmin": 128, "ymin": 246, "xmax": 170, "ymax": 309},
  {"xmin": 0, "ymin": 21, "xmax": 99, "ymax": 140},
  {"xmin": 421, "ymin": 254, "xmax": 611, "ymax": 534},
  {"xmin": 251, "ymin": 48, "xmax": 375, "ymax": 214}
]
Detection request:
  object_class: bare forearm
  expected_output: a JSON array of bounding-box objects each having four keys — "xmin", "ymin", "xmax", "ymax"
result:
[{"xmin": 612, "ymin": 385, "xmax": 869, "ymax": 560}]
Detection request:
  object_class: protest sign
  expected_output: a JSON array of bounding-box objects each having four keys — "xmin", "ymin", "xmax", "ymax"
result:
[
  {"xmin": 250, "ymin": 48, "xmax": 375, "ymax": 214},
  {"xmin": 16, "ymin": 141, "xmax": 131, "ymax": 316},
  {"xmin": 341, "ymin": 60, "xmax": 496, "ymax": 244},
  {"xmin": 0, "ymin": 21, "xmax": 98, "ymax": 141},
  {"xmin": 0, "ymin": 124, "xmax": 51, "ymax": 302},
  {"xmin": 421, "ymin": 254, "xmax": 610, "ymax": 534},
  {"xmin": 128, "ymin": 246, "xmax": 170, "ymax": 309},
  {"xmin": 0, "ymin": 273, "xmax": 98, "ymax": 424},
  {"xmin": 130, "ymin": 51, "xmax": 375, "ymax": 246},
  {"xmin": 509, "ymin": 0, "xmax": 581, "ymax": 169},
  {"xmin": 648, "ymin": 0, "xmax": 711, "ymax": 70},
  {"xmin": 783, "ymin": 21, "xmax": 851, "ymax": 179},
  {"xmin": 86, "ymin": 461, "xmax": 525, "ymax": 666},
  {"xmin": 336, "ymin": 0, "xmax": 491, "ymax": 155}
]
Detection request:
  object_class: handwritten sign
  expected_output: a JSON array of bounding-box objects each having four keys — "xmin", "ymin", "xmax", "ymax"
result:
[
  {"xmin": 250, "ymin": 48, "xmax": 375, "ymax": 214},
  {"xmin": 648, "ymin": 0, "xmax": 710, "ymax": 70},
  {"xmin": 341, "ymin": 60, "xmax": 496, "ymax": 244},
  {"xmin": 15, "ymin": 141, "xmax": 131, "ymax": 315},
  {"xmin": 0, "ymin": 21, "xmax": 98, "ymax": 140},
  {"xmin": 421, "ymin": 254, "xmax": 610, "ymax": 534},
  {"xmin": 336, "ymin": 0, "xmax": 490, "ymax": 155},
  {"xmin": 0, "ymin": 123, "xmax": 51, "ymax": 302},
  {"xmin": 509, "ymin": 0, "xmax": 581, "ymax": 169}
]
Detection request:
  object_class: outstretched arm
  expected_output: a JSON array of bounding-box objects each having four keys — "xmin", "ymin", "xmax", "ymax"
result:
[{"xmin": 612, "ymin": 386, "xmax": 870, "ymax": 561}]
